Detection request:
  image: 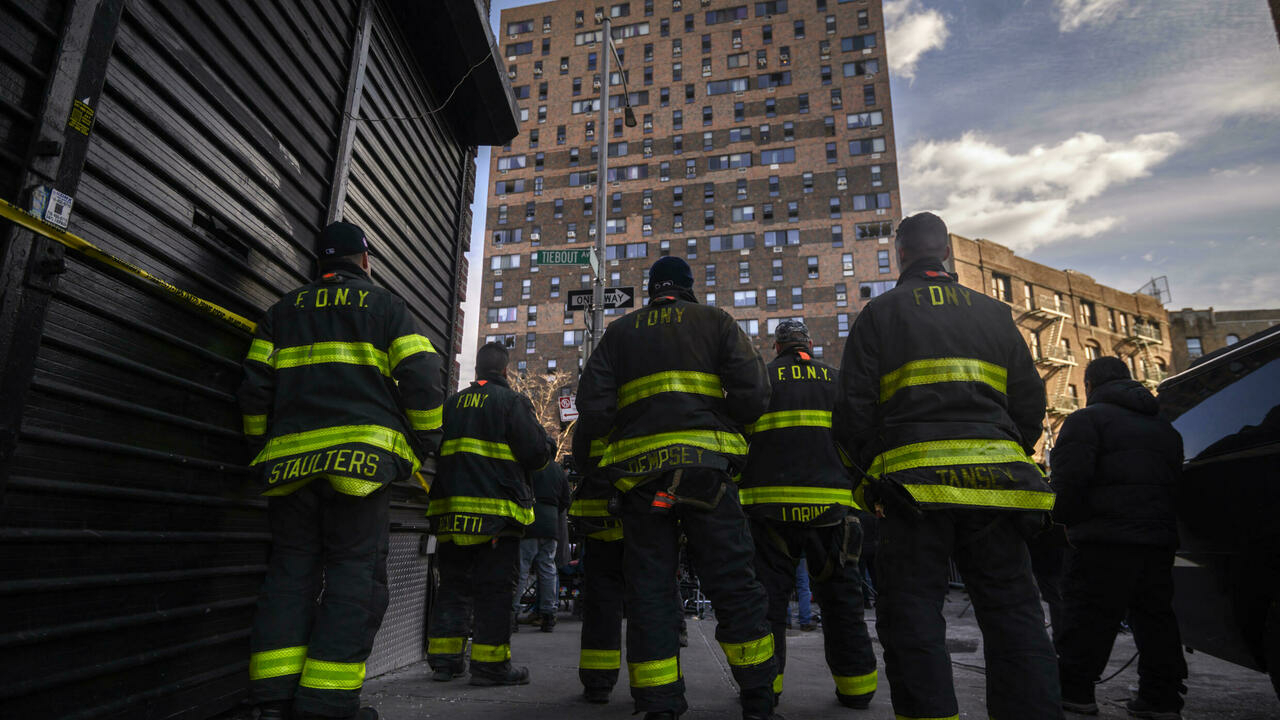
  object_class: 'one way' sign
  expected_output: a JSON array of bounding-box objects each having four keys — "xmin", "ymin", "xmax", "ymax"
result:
[{"xmin": 565, "ymin": 287, "xmax": 635, "ymax": 311}]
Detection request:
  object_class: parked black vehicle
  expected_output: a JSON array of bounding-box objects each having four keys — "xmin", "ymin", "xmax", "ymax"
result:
[{"xmin": 1157, "ymin": 324, "xmax": 1280, "ymax": 698}]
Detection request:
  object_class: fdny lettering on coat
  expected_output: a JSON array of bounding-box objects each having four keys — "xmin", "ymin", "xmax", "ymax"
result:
[
  {"xmin": 620, "ymin": 445, "xmax": 705, "ymax": 475},
  {"xmin": 293, "ymin": 288, "xmax": 371, "ymax": 309},
  {"xmin": 456, "ymin": 393, "xmax": 489, "ymax": 409},
  {"xmin": 911, "ymin": 285, "xmax": 973, "ymax": 308},
  {"xmin": 269, "ymin": 449, "xmax": 380, "ymax": 484},
  {"xmin": 932, "ymin": 465, "xmax": 1015, "ymax": 489},
  {"xmin": 776, "ymin": 364, "xmax": 833, "ymax": 382},
  {"xmin": 632, "ymin": 305, "xmax": 685, "ymax": 329}
]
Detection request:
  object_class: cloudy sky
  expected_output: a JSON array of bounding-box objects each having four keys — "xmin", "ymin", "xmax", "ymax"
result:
[{"xmin": 459, "ymin": 0, "xmax": 1280, "ymax": 381}]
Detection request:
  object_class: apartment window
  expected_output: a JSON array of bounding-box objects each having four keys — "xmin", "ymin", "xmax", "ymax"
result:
[
  {"xmin": 705, "ymin": 263, "xmax": 716, "ymax": 286},
  {"xmin": 842, "ymin": 33, "xmax": 877, "ymax": 51},
  {"xmin": 734, "ymin": 290, "xmax": 757, "ymax": 307},
  {"xmin": 763, "ymin": 229, "xmax": 799, "ymax": 246},
  {"xmin": 768, "ymin": 175, "xmax": 780, "ymax": 196},
  {"xmin": 877, "ymin": 250, "xmax": 891, "ymax": 274},
  {"xmin": 605, "ymin": 218, "xmax": 627, "ymax": 234},
  {"xmin": 487, "ymin": 306, "xmax": 519, "ymax": 323},
  {"xmin": 686, "ymin": 158, "xmax": 697, "ymax": 177},
  {"xmin": 849, "ymin": 137, "xmax": 887, "ymax": 156},
  {"xmin": 826, "ymin": 142, "xmax": 837, "ymax": 163},
  {"xmin": 686, "ymin": 238, "xmax": 698, "ymax": 258},
  {"xmin": 710, "ymin": 233, "xmax": 755, "ymax": 252},
  {"xmin": 864, "ymin": 84, "xmax": 876, "ymax": 106},
  {"xmin": 702, "ymin": 105, "xmax": 713, "ymax": 125},
  {"xmin": 766, "ymin": 288, "xmax": 777, "ymax": 307},
  {"xmin": 855, "ymin": 220, "xmax": 893, "ymax": 240},
  {"xmin": 771, "ymin": 258, "xmax": 783, "ymax": 281},
  {"xmin": 541, "ymin": 38, "xmax": 551, "ymax": 55},
  {"xmin": 660, "ymin": 239, "xmax": 670, "ymax": 256},
  {"xmin": 991, "ymin": 273, "xmax": 1012, "ymax": 302},
  {"xmin": 737, "ymin": 319, "xmax": 759, "ymax": 337},
  {"xmin": 787, "ymin": 201, "xmax": 798, "ymax": 221},
  {"xmin": 491, "ymin": 253, "xmax": 521, "ymax": 270},
  {"xmin": 575, "ymin": 10, "xmax": 584, "ymax": 26},
  {"xmin": 806, "ymin": 255, "xmax": 819, "ymax": 279},
  {"xmin": 762, "ymin": 24, "xmax": 773, "ymax": 43},
  {"xmin": 835, "ymin": 282, "xmax": 848, "ymax": 307},
  {"xmin": 736, "ymin": 178, "xmax": 748, "ymax": 198},
  {"xmin": 831, "ymin": 224, "xmax": 843, "ymax": 247},
  {"xmin": 706, "ymin": 292, "xmax": 716, "ymax": 307},
  {"xmin": 732, "ymin": 206, "xmax": 755, "ymax": 222},
  {"xmin": 757, "ymin": 49, "xmax": 768, "ymax": 67},
  {"xmin": 703, "ymin": 208, "xmax": 714, "ymax": 229},
  {"xmin": 549, "ymin": 277, "xmax": 561, "ymax": 297},
  {"xmin": 821, "ymin": 65, "xmax": 832, "ymax": 84},
  {"xmin": 560, "ymin": 56, "xmax": 570, "ymax": 74},
  {"xmin": 829, "ymin": 196, "xmax": 841, "ymax": 218},
  {"xmin": 791, "ymin": 286, "xmax": 803, "ymax": 309},
  {"xmin": 800, "ymin": 171, "xmax": 813, "ymax": 193},
  {"xmin": 861, "ymin": 280, "xmax": 894, "ymax": 299},
  {"xmin": 556, "ymin": 125, "xmax": 567, "ymax": 144},
  {"xmin": 793, "ymin": 19, "xmax": 805, "ymax": 38},
  {"xmin": 841, "ymin": 253, "xmax": 854, "ymax": 276},
  {"xmin": 659, "ymin": 87, "xmax": 670, "ymax": 106},
  {"xmin": 827, "ymin": 13, "xmax": 838, "ymax": 32},
  {"xmin": 492, "ymin": 280, "xmax": 503, "ymax": 301},
  {"xmin": 525, "ymin": 200, "xmax": 536, "ymax": 220},
  {"xmin": 1080, "ymin": 299, "xmax": 1098, "ymax": 327},
  {"xmin": 831, "ymin": 88, "xmax": 843, "ymax": 110},
  {"xmin": 701, "ymin": 33, "xmax": 712, "ymax": 53},
  {"xmin": 660, "ymin": 17, "xmax": 669, "ymax": 35},
  {"xmin": 606, "ymin": 242, "xmax": 648, "ymax": 259},
  {"xmin": 672, "ymin": 109, "xmax": 683, "ymax": 130},
  {"xmin": 837, "ymin": 313, "xmax": 850, "ymax": 337},
  {"xmin": 660, "ymin": 161, "xmax": 670, "ymax": 181},
  {"xmin": 760, "ymin": 147, "xmax": 795, "ymax": 164},
  {"xmin": 870, "ymin": 164, "xmax": 882, "ymax": 186},
  {"xmin": 564, "ymin": 330, "xmax": 585, "ymax": 346}
]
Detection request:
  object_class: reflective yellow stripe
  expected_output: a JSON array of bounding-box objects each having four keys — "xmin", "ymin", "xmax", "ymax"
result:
[
  {"xmin": 471, "ymin": 643, "xmax": 511, "ymax": 663},
  {"xmin": 902, "ymin": 484, "xmax": 1055, "ymax": 511},
  {"xmin": 880, "ymin": 357, "xmax": 1007, "ymax": 404},
  {"xmin": 569, "ymin": 498, "xmax": 612, "ymax": 517},
  {"xmin": 246, "ymin": 338, "xmax": 274, "ymax": 365},
  {"xmin": 428, "ymin": 496, "xmax": 535, "ymax": 525},
  {"xmin": 719, "ymin": 633, "xmax": 774, "ymax": 667},
  {"xmin": 580, "ymin": 648, "xmax": 622, "ymax": 670},
  {"xmin": 895, "ymin": 715, "xmax": 959, "ymax": 720},
  {"xmin": 617, "ymin": 370, "xmax": 724, "ymax": 409},
  {"xmin": 602, "ymin": 429, "xmax": 747, "ymax": 467},
  {"xmin": 589, "ymin": 526, "xmax": 624, "ymax": 541},
  {"xmin": 389, "ymin": 333, "xmax": 437, "ymax": 370},
  {"xmin": 590, "ymin": 438, "xmax": 608, "ymax": 458},
  {"xmin": 773, "ymin": 673, "xmax": 784, "ymax": 693},
  {"xmin": 249, "ymin": 645, "xmax": 306, "ymax": 680},
  {"xmin": 298, "ymin": 658, "xmax": 365, "ymax": 691},
  {"xmin": 834, "ymin": 669, "xmax": 877, "ymax": 696},
  {"xmin": 629, "ymin": 656, "xmax": 680, "ymax": 688},
  {"xmin": 870, "ymin": 439, "xmax": 1034, "ymax": 476},
  {"xmin": 746, "ymin": 409, "xmax": 831, "ymax": 434},
  {"xmin": 326, "ymin": 474, "xmax": 382, "ymax": 497},
  {"xmin": 428, "ymin": 637, "xmax": 466, "ymax": 654},
  {"xmin": 435, "ymin": 533, "xmax": 496, "ymax": 545},
  {"xmin": 738, "ymin": 486, "xmax": 855, "ymax": 507},
  {"xmin": 407, "ymin": 406, "xmax": 443, "ymax": 431},
  {"xmin": 243, "ymin": 414, "xmax": 267, "ymax": 436},
  {"xmin": 273, "ymin": 341, "xmax": 389, "ymax": 375},
  {"xmin": 252, "ymin": 424, "xmax": 419, "ymax": 468},
  {"xmin": 440, "ymin": 437, "xmax": 517, "ymax": 461}
]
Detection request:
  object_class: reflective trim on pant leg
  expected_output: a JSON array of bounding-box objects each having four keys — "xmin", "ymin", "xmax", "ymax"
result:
[
  {"xmin": 834, "ymin": 669, "xmax": 878, "ymax": 696},
  {"xmin": 719, "ymin": 633, "xmax": 775, "ymax": 667},
  {"xmin": 894, "ymin": 715, "xmax": 959, "ymax": 720},
  {"xmin": 773, "ymin": 673, "xmax": 784, "ymax": 693},
  {"xmin": 428, "ymin": 637, "xmax": 466, "ymax": 655},
  {"xmin": 628, "ymin": 656, "xmax": 680, "ymax": 688},
  {"xmin": 580, "ymin": 648, "xmax": 622, "ymax": 670},
  {"xmin": 471, "ymin": 643, "xmax": 512, "ymax": 663},
  {"xmin": 249, "ymin": 645, "xmax": 307, "ymax": 680},
  {"xmin": 298, "ymin": 658, "xmax": 366, "ymax": 691}
]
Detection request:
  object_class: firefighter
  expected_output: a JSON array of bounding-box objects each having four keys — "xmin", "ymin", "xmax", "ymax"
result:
[
  {"xmin": 569, "ymin": 431, "xmax": 627, "ymax": 703},
  {"xmin": 833, "ymin": 212, "xmax": 1063, "ymax": 720},
  {"xmin": 239, "ymin": 221, "xmax": 444, "ymax": 720},
  {"xmin": 425, "ymin": 342, "xmax": 551, "ymax": 686},
  {"xmin": 576, "ymin": 256, "xmax": 779, "ymax": 720},
  {"xmin": 739, "ymin": 320, "xmax": 878, "ymax": 710}
]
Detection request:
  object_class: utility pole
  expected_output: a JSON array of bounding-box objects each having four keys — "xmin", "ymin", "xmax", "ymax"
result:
[{"xmin": 589, "ymin": 16, "xmax": 611, "ymax": 361}]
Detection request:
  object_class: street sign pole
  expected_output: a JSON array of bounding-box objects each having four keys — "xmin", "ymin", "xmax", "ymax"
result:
[{"xmin": 590, "ymin": 16, "xmax": 611, "ymax": 362}]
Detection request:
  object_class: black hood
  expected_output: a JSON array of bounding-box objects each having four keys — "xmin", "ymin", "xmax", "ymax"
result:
[{"xmin": 1087, "ymin": 378, "xmax": 1157, "ymax": 415}]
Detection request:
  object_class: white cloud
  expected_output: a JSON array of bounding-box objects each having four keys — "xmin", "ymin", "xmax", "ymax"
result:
[
  {"xmin": 902, "ymin": 130, "xmax": 1183, "ymax": 250},
  {"xmin": 884, "ymin": 0, "xmax": 949, "ymax": 82},
  {"xmin": 1055, "ymin": 0, "xmax": 1130, "ymax": 32}
]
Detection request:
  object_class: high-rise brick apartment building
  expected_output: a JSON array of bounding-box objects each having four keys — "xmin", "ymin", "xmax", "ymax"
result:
[{"xmin": 479, "ymin": 0, "xmax": 901, "ymax": 374}]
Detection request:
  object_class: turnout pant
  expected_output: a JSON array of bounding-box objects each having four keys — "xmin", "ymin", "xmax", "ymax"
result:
[
  {"xmin": 1056, "ymin": 544, "xmax": 1187, "ymax": 709},
  {"xmin": 514, "ymin": 537, "xmax": 560, "ymax": 615},
  {"xmin": 249, "ymin": 482, "xmax": 390, "ymax": 718},
  {"xmin": 751, "ymin": 515, "xmax": 877, "ymax": 705},
  {"xmin": 619, "ymin": 472, "xmax": 777, "ymax": 717},
  {"xmin": 427, "ymin": 537, "xmax": 521, "ymax": 679},
  {"xmin": 579, "ymin": 536, "xmax": 626, "ymax": 690},
  {"xmin": 877, "ymin": 508, "xmax": 1062, "ymax": 720}
]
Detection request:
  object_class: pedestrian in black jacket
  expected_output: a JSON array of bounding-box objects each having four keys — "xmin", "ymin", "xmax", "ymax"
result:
[
  {"xmin": 513, "ymin": 459, "xmax": 571, "ymax": 632},
  {"xmin": 1051, "ymin": 356, "xmax": 1187, "ymax": 718}
]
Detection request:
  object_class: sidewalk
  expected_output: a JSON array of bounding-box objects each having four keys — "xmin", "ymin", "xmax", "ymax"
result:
[{"xmin": 364, "ymin": 591, "xmax": 1280, "ymax": 719}]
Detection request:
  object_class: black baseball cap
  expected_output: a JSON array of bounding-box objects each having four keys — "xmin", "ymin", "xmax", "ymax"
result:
[{"xmin": 318, "ymin": 221, "xmax": 369, "ymax": 258}]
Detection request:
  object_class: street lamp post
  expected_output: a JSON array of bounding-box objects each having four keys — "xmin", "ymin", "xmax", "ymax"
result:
[{"xmin": 589, "ymin": 17, "xmax": 611, "ymax": 361}]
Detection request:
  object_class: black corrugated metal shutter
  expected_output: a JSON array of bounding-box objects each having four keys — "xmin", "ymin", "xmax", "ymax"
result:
[{"xmin": 0, "ymin": 0, "xmax": 67, "ymax": 198}]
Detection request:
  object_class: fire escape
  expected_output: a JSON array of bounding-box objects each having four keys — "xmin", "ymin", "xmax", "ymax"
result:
[
  {"xmin": 1017, "ymin": 295, "xmax": 1077, "ymax": 459},
  {"xmin": 1119, "ymin": 320, "xmax": 1165, "ymax": 389}
]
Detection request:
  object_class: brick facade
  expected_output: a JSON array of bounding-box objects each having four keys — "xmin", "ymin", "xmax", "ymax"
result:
[
  {"xmin": 479, "ymin": 0, "xmax": 902, "ymax": 373},
  {"xmin": 946, "ymin": 234, "xmax": 1174, "ymax": 462},
  {"xmin": 1169, "ymin": 307, "xmax": 1280, "ymax": 371}
]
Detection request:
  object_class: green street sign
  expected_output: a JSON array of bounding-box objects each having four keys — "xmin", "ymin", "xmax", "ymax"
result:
[{"xmin": 535, "ymin": 249, "xmax": 593, "ymax": 265}]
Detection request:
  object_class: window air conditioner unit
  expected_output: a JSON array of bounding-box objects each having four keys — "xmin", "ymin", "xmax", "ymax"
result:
[
  {"xmin": 507, "ymin": 56, "xmax": 516, "ymax": 62},
  {"xmin": 643, "ymin": 224, "xmax": 653, "ymax": 232},
  {"xmin": 837, "ymin": 178, "xmax": 847, "ymax": 190},
  {"xmin": 876, "ymin": 208, "xmax": 886, "ymax": 215},
  {"xmin": 530, "ymin": 232, "xmax": 540, "ymax": 240},
  {"xmin": 494, "ymin": 269, "xmax": 503, "ymax": 275},
  {"xmin": 589, "ymin": 226, "xmax": 597, "ymax": 235},
  {"xmin": 567, "ymin": 230, "xmax": 577, "ymax": 238}
]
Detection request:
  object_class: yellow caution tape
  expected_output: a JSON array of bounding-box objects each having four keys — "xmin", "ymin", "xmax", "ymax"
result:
[{"xmin": 0, "ymin": 196, "xmax": 258, "ymax": 334}]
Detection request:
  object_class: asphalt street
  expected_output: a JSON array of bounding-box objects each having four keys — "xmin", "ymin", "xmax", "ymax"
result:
[{"xmin": 358, "ymin": 592, "xmax": 1280, "ymax": 720}]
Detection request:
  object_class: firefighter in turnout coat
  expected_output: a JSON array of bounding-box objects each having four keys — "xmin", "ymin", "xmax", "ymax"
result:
[
  {"xmin": 426, "ymin": 342, "xmax": 551, "ymax": 686},
  {"xmin": 739, "ymin": 320, "xmax": 878, "ymax": 710},
  {"xmin": 576, "ymin": 256, "xmax": 779, "ymax": 720},
  {"xmin": 239, "ymin": 221, "xmax": 444, "ymax": 720},
  {"xmin": 834, "ymin": 213, "xmax": 1063, "ymax": 720}
]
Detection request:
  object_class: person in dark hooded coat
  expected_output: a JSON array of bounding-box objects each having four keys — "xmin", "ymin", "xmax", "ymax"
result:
[{"xmin": 1050, "ymin": 357, "xmax": 1187, "ymax": 718}]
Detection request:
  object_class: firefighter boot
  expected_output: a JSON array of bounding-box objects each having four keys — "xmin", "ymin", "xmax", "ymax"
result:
[
  {"xmin": 256, "ymin": 702, "xmax": 289, "ymax": 720},
  {"xmin": 470, "ymin": 665, "xmax": 531, "ymax": 686},
  {"xmin": 540, "ymin": 613, "xmax": 556, "ymax": 632}
]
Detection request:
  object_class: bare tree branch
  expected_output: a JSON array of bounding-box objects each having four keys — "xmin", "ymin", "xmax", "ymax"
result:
[{"xmin": 507, "ymin": 369, "xmax": 578, "ymax": 460}]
